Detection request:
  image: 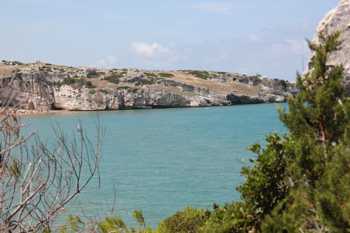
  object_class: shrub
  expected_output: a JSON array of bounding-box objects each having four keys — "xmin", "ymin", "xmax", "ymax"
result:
[
  {"xmin": 238, "ymin": 134, "xmax": 291, "ymax": 225},
  {"xmin": 86, "ymin": 68, "xmax": 98, "ymax": 78},
  {"xmin": 85, "ymin": 80, "xmax": 94, "ymax": 88},
  {"xmin": 104, "ymin": 70, "xmax": 128, "ymax": 84},
  {"xmin": 157, "ymin": 207, "xmax": 209, "ymax": 233},
  {"xmin": 117, "ymin": 86, "xmax": 131, "ymax": 90},
  {"xmin": 100, "ymin": 89, "xmax": 109, "ymax": 94},
  {"xmin": 185, "ymin": 70, "xmax": 218, "ymax": 80},
  {"xmin": 158, "ymin": 72, "xmax": 174, "ymax": 78},
  {"xmin": 144, "ymin": 72, "xmax": 158, "ymax": 78},
  {"xmin": 89, "ymin": 89, "xmax": 96, "ymax": 95},
  {"xmin": 201, "ymin": 203, "xmax": 254, "ymax": 233},
  {"xmin": 104, "ymin": 75, "xmax": 121, "ymax": 84},
  {"xmin": 59, "ymin": 77, "xmax": 95, "ymax": 88},
  {"xmin": 61, "ymin": 77, "xmax": 78, "ymax": 85},
  {"xmin": 98, "ymin": 217, "xmax": 128, "ymax": 233}
]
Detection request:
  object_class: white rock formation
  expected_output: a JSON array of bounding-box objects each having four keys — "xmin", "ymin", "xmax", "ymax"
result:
[{"xmin": 316, "ymin": 0, "xmax": 350, "ymax": 77}]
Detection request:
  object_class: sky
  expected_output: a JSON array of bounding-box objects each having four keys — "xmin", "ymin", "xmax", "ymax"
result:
[{"xmin": 1, "ymin": 0, "xmax": 340, "ymax": 81}]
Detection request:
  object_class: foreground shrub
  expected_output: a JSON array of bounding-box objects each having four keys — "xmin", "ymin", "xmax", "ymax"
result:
[
  {"xmin": 200, "ymin": 203, "xmax": 254, "ymax": 233},
  {"xmin": 156, "ymin": 207, "xmax": 209, "ymax": 233}
]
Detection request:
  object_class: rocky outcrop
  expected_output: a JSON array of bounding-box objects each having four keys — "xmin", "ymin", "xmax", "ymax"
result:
[
  {"xmin": 0, "ymin": 61, "xmax": 294, "ymax": 112},
  {"xmin": 0, "ymin": 72, "xmax": 55, "ymax": 111},
  {"xmin": 315, "ymin": 0, "xmax": 350, "ymax": 89},
  {"xmin": 53, "ymin": 85, "xmax": 120, "ymax": 111}
]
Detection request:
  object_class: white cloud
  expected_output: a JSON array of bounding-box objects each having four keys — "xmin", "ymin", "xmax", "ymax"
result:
[
  {"xmin": 192, "ymin": 2, "xmax": 232, "ymax": 14},
  {"xmin": 95, "ymin": 56, "xmax": 118, "ymax": 68},
  {"xmin": 130, "ymin": 42, "xmax": 170, "ymax": 59}
]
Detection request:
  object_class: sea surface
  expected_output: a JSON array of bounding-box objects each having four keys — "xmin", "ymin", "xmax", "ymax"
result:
[{"xmin": 24, "ymin": 103, "xmax": 286, "ymax": 226}]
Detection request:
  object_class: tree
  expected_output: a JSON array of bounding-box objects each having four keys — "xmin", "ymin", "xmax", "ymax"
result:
[
  {"xmin": 280, "ymin": 32, "xmax": 350, "ymax": 183},
  {"xmin": 0, "ymin": 100, "xmax": 101, "ymax": 232},
  {"xmin": 214, "ymin": 31, "xmax": 350, "ymax": 233},
  {"xmin": 259, "ymin": 32, "xmax": 350, "ymax": 232},
  {"xmin": 238, "ymin": 134, "xmax": 291, "ymax": 229}
]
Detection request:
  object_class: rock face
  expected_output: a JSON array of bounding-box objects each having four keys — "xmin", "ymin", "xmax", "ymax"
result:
[
  {"xmin": 0, "ymin": 71, "xmax": 55, "ymax": 111},
  {"xmin": 316, "ymin": 0, "xmax": 350, "ymax": 88},
  {"xmin": 0, "ymin": 61, "xmax": 294, "ymax": 112}
]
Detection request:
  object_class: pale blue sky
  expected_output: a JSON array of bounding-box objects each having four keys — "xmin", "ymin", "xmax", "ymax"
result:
[{"xmin": 1, "ymin": 0, "xmax": 339, "ymax": 80}]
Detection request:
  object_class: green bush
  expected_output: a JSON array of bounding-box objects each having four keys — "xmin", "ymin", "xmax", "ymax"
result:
[
  {"xmin": 144, "ymin": 72, "xmax": 158, "ymax": 78},
  {"xmin": 60, "ymin": 211, "xmax": 155, "ymax": 233},
  {"xmin": 104, "ymin": 70, "xmax": 128, "ymax": 84},
  {"xmin": 182, "ymin": 70, "xmax": 219, "ymax": 80},
  {"xmin": 104, "ymin": 75, "xmax": 121, "ymax": 84},
  {"xmin": 60, "ymin": 77, "xmax": 95, "ymax": 88},
  {"xmin": 157, "ymin": 207, "xmax": 209, "ymax": 233},
  {"xmin": 200, "ymin": 203, "xmax": 254, "ymax": 233},
  {"xmin": 158, "ymin": 72, "xmax": 174, "ymax": 78},
  {"xmin": 89, "ymin": 89, "xmax": 96, "ymax": 95},
  {"xmin": 98, "ymin": 217, "xmax": 128, "ymax": 233},
  {"xmin": 238, "ymin": 134, "xmax": 291, "ymax": 225},
  {"xmin": 85, "ymin": 81, "xmax": 94, "ymax": 88},
  {"xmin": 100, "ymin": 89, "xmax": 109, "ymax": 94},
  {"xmin": 87, "ymin": 68, "xmax": 98, "ymax": 78},
  {"xmin": 117, "ymin": 86, "xmax": 131, "ymax": 90}
]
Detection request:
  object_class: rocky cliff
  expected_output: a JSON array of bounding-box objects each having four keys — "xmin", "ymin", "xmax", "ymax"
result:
[
  {"xmin": 315, "ymin": 0, "xmax": 350, "ymax": 89},
  {"xmin": 0, "ymin": 61, "xmax": 293, "ymax": 112}
]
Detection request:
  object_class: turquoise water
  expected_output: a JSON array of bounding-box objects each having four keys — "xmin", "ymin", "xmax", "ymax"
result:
[{"xmin": 25, "ymin": 104, "xmax": 285, "ymax": 226}]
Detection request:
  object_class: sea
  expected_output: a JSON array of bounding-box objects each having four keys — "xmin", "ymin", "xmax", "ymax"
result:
[{"xmin": 24, "ymin": 103, "xmax": 286, "ymax": 227}]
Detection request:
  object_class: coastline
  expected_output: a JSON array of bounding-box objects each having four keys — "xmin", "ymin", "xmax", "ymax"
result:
[
  {"xmin": 0, "ymin": 61, "xmax": 293, "ymax": 114},
  {"xmin": 0, "ymin": 108, "xmax": 72, "ymax": 117},
  {"xmin": 8, "ymin": 101, "xmax": 287, "ymax": 117}
]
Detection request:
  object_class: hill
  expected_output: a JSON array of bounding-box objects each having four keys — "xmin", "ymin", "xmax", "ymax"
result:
[{"xmin": 0, "ymin": 61, "xmax": 294, "ymax": 112}]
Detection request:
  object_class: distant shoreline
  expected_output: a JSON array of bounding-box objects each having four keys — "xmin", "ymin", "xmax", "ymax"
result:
[
  {"xmin": 8, "ymin": 101, "xmax": 286, "ymax": 117},
  {"xmin": 0, "ymin": 61, "xmax": 293, "ymax": 114}
]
